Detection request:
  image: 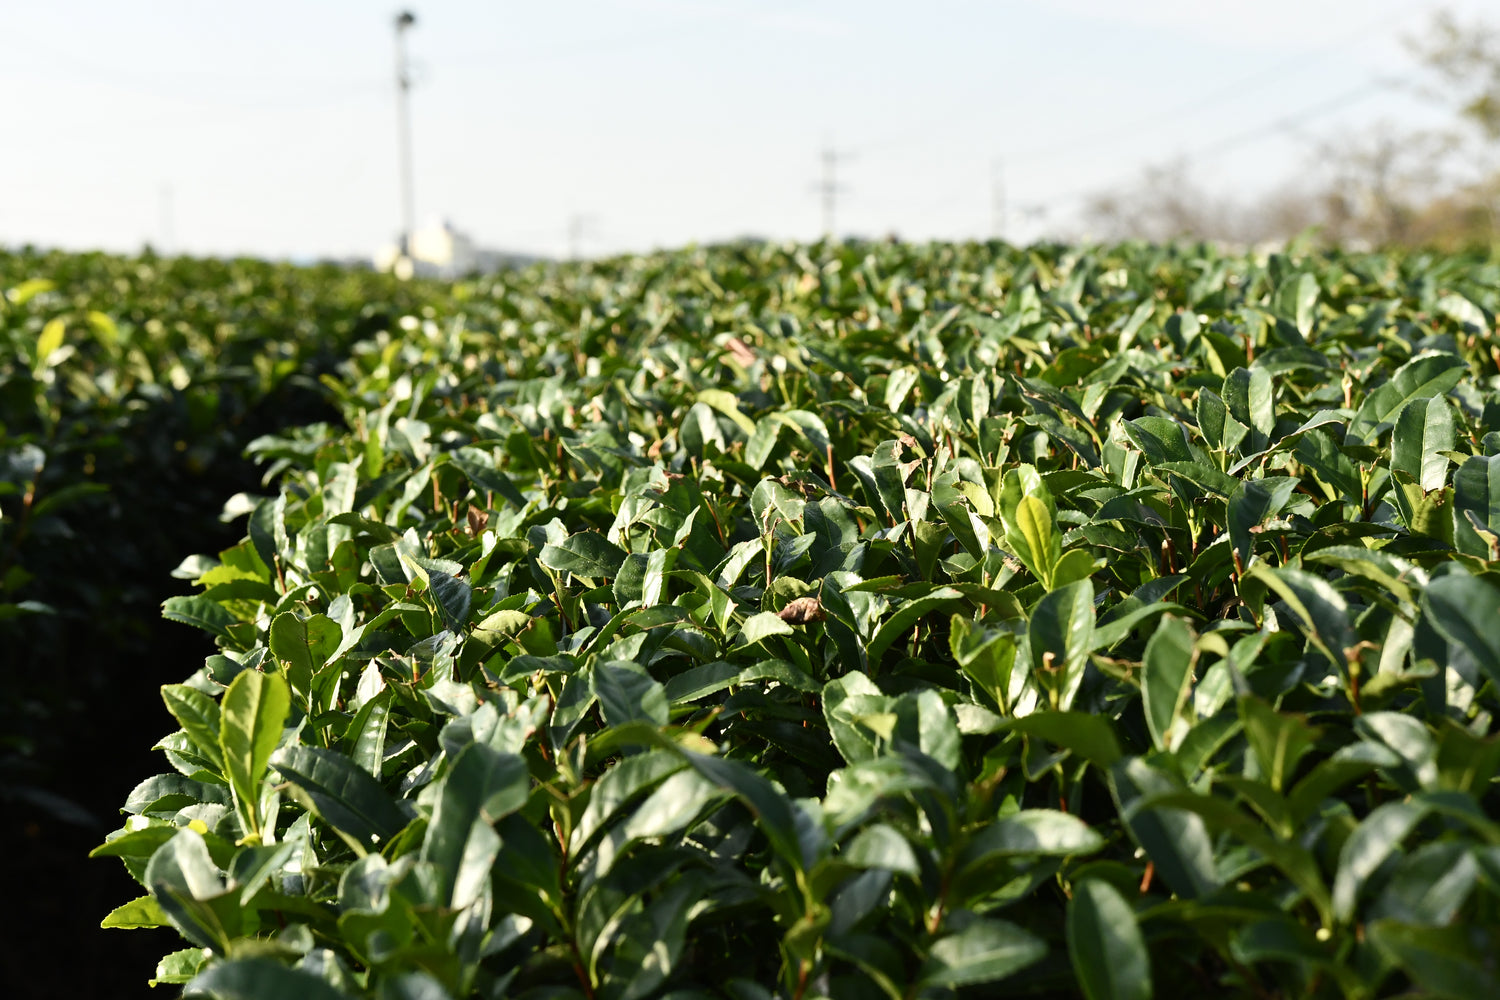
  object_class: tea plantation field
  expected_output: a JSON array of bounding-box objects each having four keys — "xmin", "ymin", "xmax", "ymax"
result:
[{"xmin": 7, "ymin": 240, "xmax": 1500, "ymax": 998}]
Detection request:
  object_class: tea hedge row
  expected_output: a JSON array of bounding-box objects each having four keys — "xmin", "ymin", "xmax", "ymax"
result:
[{"xmin": 99, "ymin": 241, "xmax": 1500, "ymax": 998}]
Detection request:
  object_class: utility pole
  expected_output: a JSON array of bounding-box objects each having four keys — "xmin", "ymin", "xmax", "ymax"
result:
[
  {"xmin": 159, "ymin": 183, "xmax": 175, "ymax": 254},
  {"xmin": 568, "ymin": 214, "xmax": 598, "ymax": 260},
  {"xmin": 990, "ymin": 159, "xmax": 1007, "ymax": 242},
  {"xmin": 394, "ymin": 11, "xmax": 417, "ymax": 259},
  {"xmin": 815, "ymin": 143, "xmax": 849, "ymax": 241}
]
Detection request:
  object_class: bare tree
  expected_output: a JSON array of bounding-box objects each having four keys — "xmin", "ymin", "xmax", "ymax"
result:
[
  {"xmin": 1408, "ymin": 10, "xmax": 1500, "ymax": 142},
  {"xmin": 1310, "ymin": 123, "xmax": 1455, "ymax": 246},
  {"xmin": 1082, "ymin": 160, "xmax": 1236, "ymax": 243},
  {"xmin": 1073, "ymin": 11, "xmax": 1500, "ymax": 249}
]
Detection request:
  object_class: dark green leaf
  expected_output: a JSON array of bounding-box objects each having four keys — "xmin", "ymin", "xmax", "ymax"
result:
[
  {"xmin": 539, "ymin": 532, "xmax": 628, "ymax": 579},
  {"xmin": 1453, "ymin": 454, "xmax": 1500, "ymax": 558},
  {"xmin": 1141, "ymin": 616, "xmax": 1195, "ymax": 753},
  {"xmin": 1368, "ymin": 920, "xmax": 1500, "ymax": 1000},
  {"xmin": 1348, "ymin": 353, "xmax": 1467, "ymax": 445},
  {"xmin": 1110, "ymin": 758, "xmax": 1220, "ymax": 899},
  {"xmin": 162, "ymin": 596, "xmax": 238, "ymax": 641},
  {"xmin": 918, "ymin": 918, "xmax": 1047, "ymax": 988},
  {"xmin": 1391, "ymin": 396, "xmax": 1455, "ymax": 493},
  {"xmin": 593, "ymin": 660, "xmax": 670, "ymax": 728},
  {"xmin": 1067, "ymin": 878, "xmax": 1151, "ymax": 1000},
  {"xmin": 1422, "ymin": 573, "xmax": 1500, "ymax": 687},
  {"xmin": 1028, "ymin": 579, "xmax": 1095, "ymax": 711},
  {"xmin": 421, "ymin": 742, "xmax": 530, "ymax": 908},
  {"xmin": 184, "ymin": 958, "xmax": 354, "ymax": 1000},
  {"xmin": 161, "ymin": 684, "xmax": 224, "ymax": 775},
  {"xmin": 272, "ymin": 745, "xmax": 408, "ymax": 849},
  {"xmin": 1332, "ymin": 799, "xmax": 1428, "ymax": 922}
]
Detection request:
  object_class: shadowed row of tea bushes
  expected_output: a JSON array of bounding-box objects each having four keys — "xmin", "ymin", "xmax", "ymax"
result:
[
  {"xmin": 100, "ymin": 240, "xmax": 1500, "ymax": 998},
  {"xmin": 0, "ymin": 249, "xmax": 449, "ymax": 824}
]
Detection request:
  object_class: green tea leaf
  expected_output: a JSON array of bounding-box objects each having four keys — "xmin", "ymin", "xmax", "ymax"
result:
[
  {"xmin": 738, "ymin": 610, "xmax": 794, "ymax": 647},
  {"xmin": 539, "ymin": 531, "xmax": 628, "ymax": 579},
  {"xmin": 218, "ymin": 669, "xmax": 289, "ymax": 841},
  {"xmin": 427, "ymin": 569, "xmax": 472, "ymax": 633},
  {"xmin": 1006, "ymin": 712, "xmax": 1123, "ymax": 769},
  {"xmin": 183, "ymin": 957, "xmax": 354, "ymax": 1000},
  {"xmin": 918, "ymin": 918, "xmax": 1047, "ymax": 988},
  {"xmin": 1367, "ymin": 920, "xmax": 1500, "ymax": 999},
  {"xmin": 421, "ymin": 742, "xmax": 530, "ymax": 909},
  {"xmin": 1422, "ymin": 573, "xmax": 1500, "ymax": 687},
  {"xmin": 1332, "ymin": 799, "xmax": 1428, "ymax": 922},
  {"xmin": 150, "ymin": 948, "xmax": 207, "ymax": 987},
  {"xmin": 963, "ymin": 809, "xmax": 1105, "ymax": 860},
  {"xmin": 1391, "ymin": 396, "xmax": 1455, "ymax": 493},
  {"xmin": 1067, "ymin": 879, "xmax": 1151, "ymax": 1000},
  {"xmin": 268, "ymin": 612, "xmax": 341, "ymax": 703},
  {"xmin": 272, "ymin": 745, "xmax": 408, "ymax": 850},
  {"xmin": 593, "ymin": 661, "xmax": 670, "ymax": 727},
  {"xmin": 865, "ymin": 586, "xmax": 963, "ymax": 667},
  {"xmin": 843, "ymin": 823, "xmax": 920, "ymax": 877},
  {"xmin": 1453, "ymin": 454, "xmax": 1500, "ymax": 559},
  {"xmin": 1028, "ymin": 579, "xmax": 1095, "ymax": 711},
  {"xmin": 101, "ymin": 895, "xmax": 171, "ymax": 929},
  {"xmin": 1141, "ymin": 616, "xmax": 1195, "ymax": 753},
  {"xmin": 1348, "ymin": 353, "xmax": 1467, "ymax": 446},
  {"xmin": 161, "ymin": 684, "xmax": 224, "ymax": 775},
  {"xmin": 1125, "ymin": 417, "xmax": 1195, "ymax": 465},
  {"xmin": 571, "ymin": 750, "xmax": 687, "ymax": 854},
  {"xmin": 1223, "ymin": 367, "xmax": 1274, "ymax": 452},
  {"xmin": 1245, "ymin": 563, "xmax": 1352, "ymax": 671},
  {"xmin": 1240, "ymin": 696, "xmax": 1319, "ymax": 793},
  {"xmin": 34, "ymin": 317, "xmax": 65, "ymax": 371},
  {"xmin": 162, "ymin": 595, "xmax": 239, "ymax": 641},
  {"xmin": 144, "ymin": 829, "xmax": 236, "ymax": 952},
  {"xmin": 1110, "ymin": 758, "xmax": 1220, "ymax": 900},
  {"xmin": 824, "ymin": 672, "xmax": 893, "ymax": 765},
  {"xmin": 1276, "ymin": 272, "xmax": 1319, "ymax": 338}
]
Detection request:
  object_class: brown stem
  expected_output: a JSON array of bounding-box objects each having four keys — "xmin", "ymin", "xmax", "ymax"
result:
[{"xmin": 791, "ymin": 959, "xmax": 812, "ymax": 1000}]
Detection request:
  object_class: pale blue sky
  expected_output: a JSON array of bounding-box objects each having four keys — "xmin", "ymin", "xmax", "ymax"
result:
[{"xmin": 3, "ymin": 1, "xmax": 1492, "ymax": 259}]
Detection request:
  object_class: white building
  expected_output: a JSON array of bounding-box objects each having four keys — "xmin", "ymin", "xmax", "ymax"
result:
[{"xmin": 375, "ymin": 219, "xmax": 541, "ymax": 279}]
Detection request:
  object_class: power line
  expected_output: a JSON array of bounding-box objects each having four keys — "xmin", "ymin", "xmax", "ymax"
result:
[
  {"xmin": 1003, "ymin": 8, "xmax": 1420, "ymax": 166},
  {"xmin": 1013, "ymin": 77, "xmax": 1400, "ymax": 226},
  {"xmin": 849, "ymin": 5, "xmax": 1424, "ymax": 167},
  {"xmin": 1190, "ymin": 78, "xmax": 1400, "ymax": 160}
]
